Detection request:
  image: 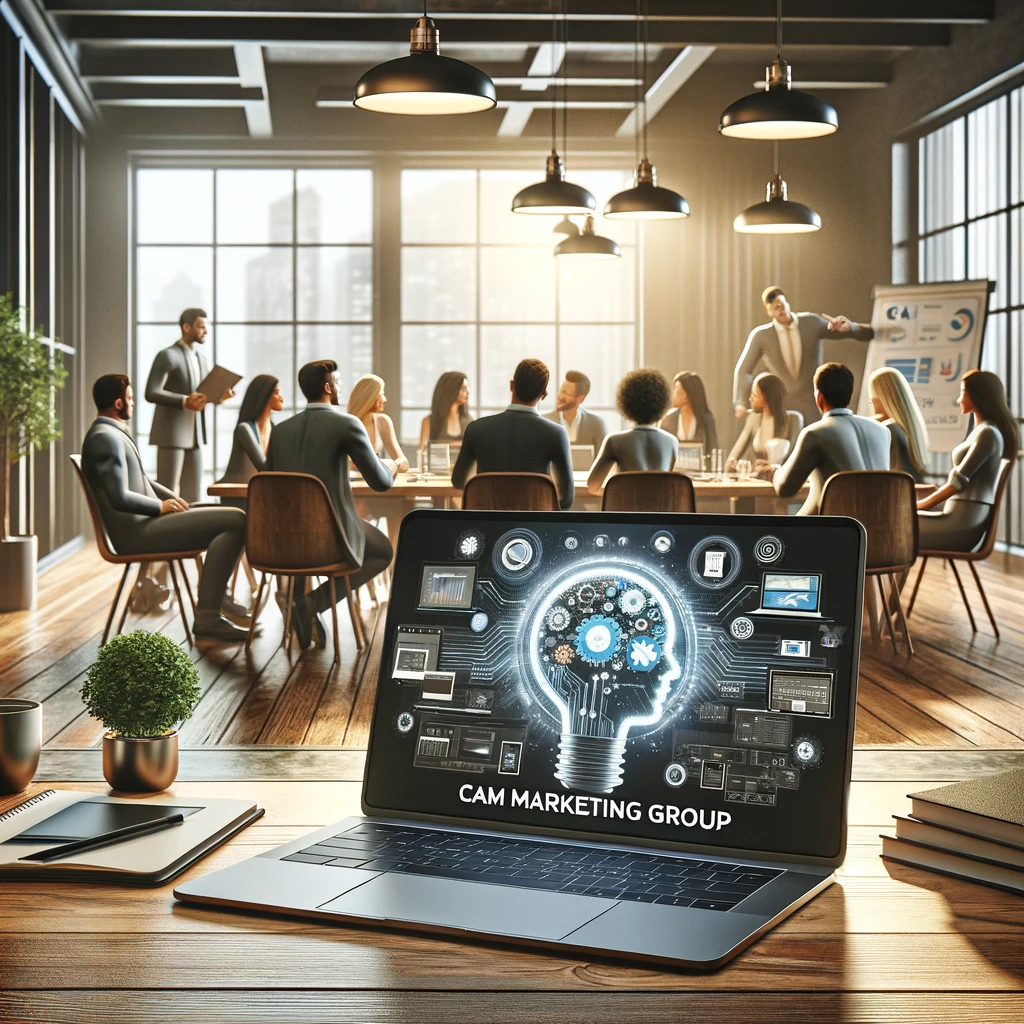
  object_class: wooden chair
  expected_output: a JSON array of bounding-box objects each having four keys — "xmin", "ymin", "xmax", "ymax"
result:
[
  {"xmin": 601, "ymin": 471, "xmax": 696, "ymax": 513},
  {"xmin": 70, "ymin": 455, "xmax": 200, "ymax": 646},
  {"xmin": 245, "ymin": 472, "xmax": 368, "ymax": 664},
  {"xmin": 462, "ymin": 472, "xmax": 559, "ymax": 511},
  {"xmin": 907, "ymin": 458, "xmax": 1013, "ymax": 637},
  {"xmin": 819, "ymin": 470, "xmax": 918, "ymax": 656}
]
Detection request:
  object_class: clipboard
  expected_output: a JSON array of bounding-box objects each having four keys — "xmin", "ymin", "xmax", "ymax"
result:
[{"xmin": 196, "ymin": 364, "xmax": 242, "ymax": 404}]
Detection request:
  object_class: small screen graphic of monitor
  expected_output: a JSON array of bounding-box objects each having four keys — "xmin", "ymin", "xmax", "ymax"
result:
[
  {"xmin": 761, "ymin": 573, "xmax": 821, "ymax": 614},
  {"xmin": 418, "ymin": 565, "xmax": 477, "ymax": 610}
]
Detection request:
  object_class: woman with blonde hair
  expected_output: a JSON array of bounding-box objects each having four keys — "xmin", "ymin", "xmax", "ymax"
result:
[
  {"xmin": 868, "ymin": 367, "xmax": 930, "ymax": 482},
  {"xmin": 917, "ymin": 370, "xmax": 1019, "ymax": 551},
  {"xmin": 347, "ymin": 373, "xmax": 409, "ymax": 473}
]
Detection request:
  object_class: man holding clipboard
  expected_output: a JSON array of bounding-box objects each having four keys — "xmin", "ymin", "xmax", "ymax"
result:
[{"xmin": 144, "ymin": 308, "xmax": 240, "ymax": 503}]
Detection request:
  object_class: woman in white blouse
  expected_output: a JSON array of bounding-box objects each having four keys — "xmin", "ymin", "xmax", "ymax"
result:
[{"xmin": 726, "ymin": 372, "xmax": 803, "ymax": 474}]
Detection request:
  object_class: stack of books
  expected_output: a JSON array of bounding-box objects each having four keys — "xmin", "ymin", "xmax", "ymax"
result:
[{"xmin": 881, "ymin": 767, "xmax": 1024, "ymax": 895}]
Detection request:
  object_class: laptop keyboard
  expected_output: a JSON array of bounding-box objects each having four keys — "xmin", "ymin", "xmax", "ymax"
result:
[{"xmin": 282, "ymin": 822, "xmax": 781, "ymax": 912}]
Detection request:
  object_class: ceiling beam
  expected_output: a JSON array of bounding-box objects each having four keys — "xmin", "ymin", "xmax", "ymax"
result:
[
  {"xmin": 45, "ymin": 0, "xmax": 995, "ymax": 25},
  {"xmin": 61, "ymin": 16, "xmax": 954, "ymax": 47},
  {"xmin": 234, "ymin": 41, "xmax": 272, "ymax": 136},
  {"xmin": 616, "ymin": 44, "xmax": 715, "ymax": 138},
  {"xmin": 497, "ymin": 103, "xmax": 535, "ymax": 137},
  {"xmin": 89, "ymin": 81, "xmax": 263, "ymax": 99},
  {"xmin": 78, "ymin": 44, "xmax": 237, "ymax": 75}
]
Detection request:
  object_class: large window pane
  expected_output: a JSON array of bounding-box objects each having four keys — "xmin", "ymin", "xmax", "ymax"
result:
[
  {"xmin": 401, "ymin": 325, "xmax": 476, "ymax": 409},
  {"xmin": 401, "ymin": 247, "xmax": 476, "ymax": 321},
  {"xmin": 296, "ymin": 325, "xmax": 373, "ymax": 396},
  {"xmin": 967, "ymin": 213, "xmax": 1007, "ymax": 311},
  {"xmin": 919, "ymin": 227, "xmax": 965, "ymax": 283},
  {"xmin": 136, "ymin": 247, "xmax": 212, "ymax": 322},
  {"xmin": 216, "ymin": 247, "xmax": 293, "ymax": 322},
  {"xmin": 137, "ymin": 169, "xmax": 213, "ymax": 244},
  {"xmin": 480, "ymin": 247, "xmax": 554, "ymax": 322},
  {"xmin": 559, "ymin": 247, "xmax": 635, "ymax": 322},
  {"xmin": 297, "ymin": 247, "xmax": 372, "ymax": 321},
  {"xmin": 216, "ymin": 169, "xmax": 294, "ymax": 243},
  {"xmin": 559, "ymin": 325, "xmax": 634, "ymax": 413},
  {"xmin": 1011, "ymin": 206, "xmax": 1023, "ymax": 308},
  {"xmin": 919, "ymin": 121, "xmax": 965, "ymax": 234},
  {"xmin": 967, "ymin": 96, "xmax": 1007, "ymax": 220},
  {"xmin": 296, "ymin": 169, "xmax": 372, "ymax": 244},
  {"xmin": 479, "ymin": 325, "xmax": 556, "ymax": 408},
  {"xmin": 401, "ymin": 170, "xmax": 477, "ymax": 244},
  {"xmin": 480, "ymin": 170, "xmax": 559, "ymax": 245}
]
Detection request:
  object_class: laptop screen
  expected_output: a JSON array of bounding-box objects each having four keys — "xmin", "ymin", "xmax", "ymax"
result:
[{"xmin": 364, "ymin": 512, "xmax": 864, "ymax": 863}]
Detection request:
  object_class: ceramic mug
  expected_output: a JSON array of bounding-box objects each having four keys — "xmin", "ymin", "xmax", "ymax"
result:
[{"xmin": 0, "ymin": 699, "xmax": 42, "ymax": 794}]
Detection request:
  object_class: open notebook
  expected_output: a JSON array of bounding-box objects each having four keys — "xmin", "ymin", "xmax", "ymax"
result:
[{"xmin": 0, "ymin": 789, "xmax": 263, "ymax": 886}]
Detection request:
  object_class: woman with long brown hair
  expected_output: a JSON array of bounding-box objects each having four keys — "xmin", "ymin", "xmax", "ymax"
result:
[
  {"xmin": 216, "ymin": 373, "xmax": 285, "ymax": 509},
  {"xmin": 418, "ymin": 371, "xmax": 472, "ymax": 453},
  {"xmin": 726, "ymin": 372, "xmax": 803, "ymax": 471},
  {"xmin": 660, "ymin": 370, "xmax": 718, "ymax": 455},
  {"xmin": 917, "ymin": 369, "xmax": 1019, "ymax": 550}
]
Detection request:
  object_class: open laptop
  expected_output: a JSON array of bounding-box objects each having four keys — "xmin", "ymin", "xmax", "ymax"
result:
[{"xmin": 175, "ymin": 510, "xmax": 865, "ymax": 969}]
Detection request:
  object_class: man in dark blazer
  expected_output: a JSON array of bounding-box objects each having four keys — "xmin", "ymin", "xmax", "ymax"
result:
[
  {"xmin": 145, "ymin": 307, "xmax": 229, "ymax": 503},
  {"xmin": 544, "ymin": 370, "xmax": 606, "ymax": 451},
  {"xmin": 266, "ymin": 359, "xmax": 395, "ymax": 649},
  {"xmin": 452, "ymin": 359, "xmax": 574, "ymax": 510},
  {"xmin": 773, "ymin": 363, "xmax": 891, "ymax": 516},
  {"xmin": 80, "ymin": 374, "xmax": 249, "ymax": 642},
  {"xmin": 733, "ymin": 286, "xmax": 873, "ymax": 427}
]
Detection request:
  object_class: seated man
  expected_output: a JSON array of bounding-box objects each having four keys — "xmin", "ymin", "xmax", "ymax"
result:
[
  {"xmin": 544, "ymin": 369, "xmax": 606, "ymax": 449},
  {"xmin": 773, "ymin": 362, "xmax": 891, "ymax": 516},
  {"xmin": 451, "ymin": 358, "xmax": 574, "ymax": 510},
  {"xmin": 265, "ymin": 359, "xmax": 395, "ymax": 649},
  {"xmin": 81, "ymin": 374, "xmax": 249, "ymax": 642}
]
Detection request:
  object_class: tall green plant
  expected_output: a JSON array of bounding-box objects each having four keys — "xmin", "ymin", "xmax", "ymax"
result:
[{"xmin": 0, "ymin": 294, "xmax": 68, "ymax": 540}]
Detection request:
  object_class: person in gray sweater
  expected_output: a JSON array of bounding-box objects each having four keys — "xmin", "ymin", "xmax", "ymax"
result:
[
  {"xmin": 588, "ymin": 369, "xmax": 679, "ymax": 495},
  {"xmin": 81, "ymin": 374, "xmax": 249, "ymax": 642},
  {"xmin": 773, "ymin": 363, "xmax": 891, "ymax": 516}
]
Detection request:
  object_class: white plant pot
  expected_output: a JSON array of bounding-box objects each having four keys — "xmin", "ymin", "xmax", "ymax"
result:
[{"xmin": 0, "ymin": 536, "xmax": 37, "ymax": 612}]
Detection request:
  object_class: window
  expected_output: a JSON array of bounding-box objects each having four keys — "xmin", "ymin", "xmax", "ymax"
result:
[
  {"xmin": 133, "ymin": 167, "xmax": 373, "ymax": 484},
  {"xmin": 399, "ymin": 168, "xmax": 638, "ymax": 445},
  {"xmin": 903, "ymin": 85, "xmax": 1024, "ymax": 549}
]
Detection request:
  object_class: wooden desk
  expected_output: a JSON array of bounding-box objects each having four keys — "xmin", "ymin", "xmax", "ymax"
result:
[{"xmin": 3, "ymin": 747, "xmax": 1023, "ymax": 1022}]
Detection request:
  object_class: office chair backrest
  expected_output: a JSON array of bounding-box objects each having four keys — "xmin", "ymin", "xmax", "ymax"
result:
[
  {"xmin": 462, "ymin": 472, "xmax": 560, "ymax": 512},
  {"xmin": 69, "ymin": 454, "xmax": 119, "ymax": 561},
  {"xmin": 819, "ymin": 470, "xmax": 918, "ymax": 572},
  {"xmin": 601, "ymin": 471, "xmax": 696, "ymax": 513}
]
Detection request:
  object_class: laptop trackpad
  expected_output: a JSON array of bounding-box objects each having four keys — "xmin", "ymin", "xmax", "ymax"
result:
[{"xmin": 319, "ymin": 873, "xmax": 615, "ymax": 941}]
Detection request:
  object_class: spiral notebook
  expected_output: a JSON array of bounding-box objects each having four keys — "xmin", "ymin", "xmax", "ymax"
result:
[{"xmin": 0, "ymin": 789, "xmax": 263, "ymax": 887}]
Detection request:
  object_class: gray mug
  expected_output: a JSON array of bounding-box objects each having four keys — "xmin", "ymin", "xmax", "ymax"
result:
[{"xmin": 0, "ymin": 699, "xmax": 42, "ymax": 794}]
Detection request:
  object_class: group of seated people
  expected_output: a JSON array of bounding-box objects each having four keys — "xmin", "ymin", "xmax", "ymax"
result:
[{"xmin": 81, "ymin": 342, "xmax": 1018, "ymax": 649}]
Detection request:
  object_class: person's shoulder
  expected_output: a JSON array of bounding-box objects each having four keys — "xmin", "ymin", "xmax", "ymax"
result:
[{"xmin": 83, "ymin": 419, "xmax": 123, "ymax": 452}]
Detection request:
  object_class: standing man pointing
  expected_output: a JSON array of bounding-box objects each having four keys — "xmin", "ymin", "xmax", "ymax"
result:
[{"xmin": 733, "ymin": 287, "xmax": 873, "ymax": 427}]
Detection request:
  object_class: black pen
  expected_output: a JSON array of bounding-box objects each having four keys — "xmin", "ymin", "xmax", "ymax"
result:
[{"xmin": 19, "ymin": 813, "xmax": 186, "ymax": 863}]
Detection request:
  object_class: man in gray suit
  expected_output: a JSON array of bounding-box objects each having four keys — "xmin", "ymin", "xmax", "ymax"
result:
[
  {"xmin": 145, "ymin": 307, "xmax": 230, "ymax": 503},
  {"xmin": 773, "ymin": 362, "xmax": 891, "ymax": 516},
  {"xmin": 734, "ymin": 286, "xmax": 874, "ymax": 427},
  {"xmin": 452, "ymin": 358, "xmax": 574, "ymax": 510},
  {"xmin": 266, "ymin": 359, "xmax": 395, "ymax": 650},
  {"xmin": 544, "ymin": 370, "xmax": 606, "ymax": 450},
  {"xmin": 81, "ymin": 374, "xmax": 250, "ymax": 642}
]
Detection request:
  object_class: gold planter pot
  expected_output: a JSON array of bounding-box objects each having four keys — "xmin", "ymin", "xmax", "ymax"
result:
[{"xmin": 102, "ymin": 730, "xmax": 179, "ymax": 792}]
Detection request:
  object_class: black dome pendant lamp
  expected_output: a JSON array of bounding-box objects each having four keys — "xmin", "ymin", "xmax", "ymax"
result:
[
  {"xmin": 353, "ymin": 5, "xmax": 496, "ymax": 115},
  {"xmin": 605, "ymin": 0, "xmax": 689, "ymax": 221},
  {"xmin": 554, "ymin": 215, "xmax": 622, "ymax": 260},
  {"xmin": 734, "ymin": 143, "xmax": 821, "ymax": 234},
  {"xmin": 719, "ymin": 0, "xmax": 837, "ymax": 140},
  {"xmin": 512, "ymin": 0, "xmax": 595, "ymax": 216}
]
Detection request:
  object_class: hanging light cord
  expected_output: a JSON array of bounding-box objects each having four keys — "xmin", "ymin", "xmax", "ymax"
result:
[
  {"xmin": 632, "ymin": 0, "xmax": 640, "ymax": 169},
  {"xmin": 561, "ymin": 0, "xmax": 569, "ymax": 165},
  {"xmin": 641, "ymin": 0, "xmax": 649, "ymax": 160},
  {"xmin": 774, "ymin": 140, "xmax": 780, "ymax": 175},
  {"xmin": 776, "ymin": 0, "xmax": 783, "ymax": 59}
]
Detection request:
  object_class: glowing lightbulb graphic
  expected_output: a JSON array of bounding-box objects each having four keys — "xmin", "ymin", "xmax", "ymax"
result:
[{"xmin": 521, "ymin": 561, "xmax": 694, "ymax": 794}]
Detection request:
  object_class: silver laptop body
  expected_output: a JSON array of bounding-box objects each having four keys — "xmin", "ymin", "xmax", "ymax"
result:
[{"xmin": 176, "ymin": 510, "xmax": 865, "ymax": 969}]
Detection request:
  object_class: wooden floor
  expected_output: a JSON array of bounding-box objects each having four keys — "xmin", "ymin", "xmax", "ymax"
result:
[{"xmin": 1, "ymin": 545, "xmax": 1023, "ymax": 750}]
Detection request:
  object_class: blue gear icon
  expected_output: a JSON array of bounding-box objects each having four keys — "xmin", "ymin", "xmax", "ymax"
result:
[
  {"xmin": 573, "ymin": 614, "xmax": 622, "ymax": 664},
  {"xmin": 627, "ymin": 636, "xmax": 662, "ymax": 671}
]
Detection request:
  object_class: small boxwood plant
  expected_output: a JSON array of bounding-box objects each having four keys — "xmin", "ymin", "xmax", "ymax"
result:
[{"xmin": 82, "ymin": 630, "xmax": 201, "ymax": 738}]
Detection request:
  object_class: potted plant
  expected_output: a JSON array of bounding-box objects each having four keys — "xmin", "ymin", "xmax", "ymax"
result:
[
  {"xmin": 81, "ymin": 630, "xmax": 201, "ymax": 792},
  {"xmin": 0, "ymin": 294, "xmax": 68, "ymax": 611}
]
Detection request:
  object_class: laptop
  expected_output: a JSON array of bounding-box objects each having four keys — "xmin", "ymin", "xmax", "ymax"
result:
[
  {"xmin": 175, "ymin": 510, "xmax": 865, "ymax": 969},
  {"xmin": 570, "ymin": 444, "xmax": 596, "ymax": 472},
  {"xmin": 675, "ymin": 440, "xmax": 705, "ymax": 472},
  {"xmin": 750, "ymin": 570, "xmax": 826, "ymax": 619}
]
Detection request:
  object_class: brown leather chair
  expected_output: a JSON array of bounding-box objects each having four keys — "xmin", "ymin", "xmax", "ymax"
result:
[
  {"xmin": 601, "ymin": 471, "xmax": 696, "ymax": 513},
  {"xmin": 819, "ymin": 470, "xmax": 918, "ymax": 656},
  {"xmin": 70, "ymin": 455, "xmax": 201, "ymax": 646},
  {"xmin": 462, "ymin": 472, "xmax": 559, "ymax": 511},
  {"xmin": 907, "ymin": 458, "xmax": 1013, "ymax": 637},
  {"xmin": 245, "ymin": 472, "xmax": 367, "ymax": 663}
]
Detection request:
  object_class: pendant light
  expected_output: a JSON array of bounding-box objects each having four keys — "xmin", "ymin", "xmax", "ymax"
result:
[
  {"xmin": 604, "ymin": 0, "xmax": 689, "ymax": 221},
  {"xmin": 554, "ymin": 215, "xmax": 622, "ymax": 259},
  {"xmin": 734, "ymin": 143, "xmax": 821, "ymax": 234},
  {"xmin": 353, "ymin": 7, "xmax": 496, "ymax": 116},
  {"xmin": 552, "ymin": 216, "xmax": 579, "ymax": 236},
  {"xmin": 512, "ymin": 0, "xmax": 595, "ymax": 215},
  {"xmin": 719, "ymin": 0, "xmax": 837, "ymax": 140}
]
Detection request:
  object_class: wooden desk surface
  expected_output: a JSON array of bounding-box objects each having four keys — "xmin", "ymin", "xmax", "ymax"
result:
[{"xmin": 3, "ymin": 747, "xmax": 1023, "ymax": 1022}]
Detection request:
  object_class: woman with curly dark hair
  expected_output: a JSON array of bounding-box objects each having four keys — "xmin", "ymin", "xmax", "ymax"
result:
[{"xmin": 587, "ymin": 368, "xmax": 679, "ymax": 494}]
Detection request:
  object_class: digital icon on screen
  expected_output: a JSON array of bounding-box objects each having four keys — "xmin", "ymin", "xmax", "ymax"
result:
[
  {"xmin": 703, "ymin": 550, "xmax": 726, "ymax": 578},
  {"xmin": 498, "ymin": 741, "xmax": 523, "ymax": 775},
  {"xmin": 780, "ymin": 639, "xmax": 811, "ymax": 658},
  {"xmin": 664, "ymin": 763, "xmax": 687, "ymax": 788},
  {"xmin": 562, "ymin": 531, "xmax": 582, "ymax": 551},
  {"xmin": 395, "ymin": 711, "xmax": 415, "ymax": 734},
  {"xmin": 791, "ymin": 735, "xmax": 823, "ymax": 767},
  {"xmin": 455, "ymin": 529, "xmax": 484, "ymax": 560},
  {"xmin": 688, "ymin": 536, "xmax": 741, "ymax": 589},
  {"xmin": 754, "ymin": 535, "xmax": 784, "ymax": 564},
  {"xmin": 594, "ymin": 534, "xmax": 610, "ymax": 550},
  {"xmin": 650, "ymin": 531, "xmax": 674, "ymax": 554},
  {"xmin": 469, "ymin": 611, "xmax": 489, "ymax": 633},
  {"xmin": 819, "ymin": 624, "xmax": 846, "ymax": 648},
  {"xmin": 729, "ymin": 616, "xmax": 755, "ymax": 640},
  {"xmin": 492, "ymin": 529, "xmax": 542, "ymax": 581}
]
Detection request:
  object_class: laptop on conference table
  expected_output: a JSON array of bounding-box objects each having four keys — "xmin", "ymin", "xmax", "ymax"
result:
[{"xmin": 175, "ymin": 510, "xmax": 865, "ymax": 969}]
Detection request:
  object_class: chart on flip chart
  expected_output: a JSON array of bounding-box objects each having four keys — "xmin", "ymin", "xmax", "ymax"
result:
[{"xmin": 856, "ymin": 280, "xmax": 992, "ymax": 452}]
